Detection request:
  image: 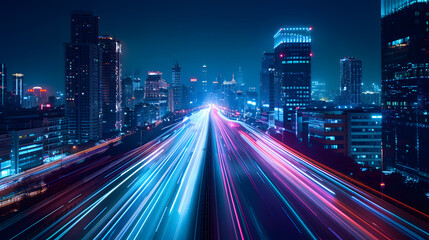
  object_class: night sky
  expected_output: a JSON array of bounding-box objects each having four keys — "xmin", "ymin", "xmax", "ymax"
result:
[{"xmin": 0, "ymin": 0, "xmax": 380, "ymax": 94}]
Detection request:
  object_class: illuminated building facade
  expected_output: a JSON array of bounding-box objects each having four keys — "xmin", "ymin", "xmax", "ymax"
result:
[
  {"xmin": 274, "ymin": 27, "xmax": 312, "ymax": 130},
  {"xmin": 189, "ymin": 77, "xmax": 198, "ymax": 107},
  {"xmin": 382, "ymin": 1, "xmax": 429, "ymax": 181},
  {"xmin": 144, "ymin": 72, "xmax": 168, "ymax": 119},
  {"xmin": 12, "ymin": 73, "xmax": 24, "ymax": 106},
  {"xmin": 65, "ymin": 11, "xmax": 102, "ymax": 144},
  {"xmin": 212, "ymin": 73, "xmax": 222, "ymax": 104},
  {"xmin": 0, "ymin": 109, "xmax": 67, "ymax": 174},
  {"xmin": 305, "ymin": 109, "xmax": 382, "ymax": 168},
  {"xmin": 10, "ymin": 128, "xmax": 44, "ymax": 173},
  {"xmin": 221, "ymin": 74, "xmax": 238, "ymax": 110},
  {"xmin": 0, "ymin": 134, "xmax": 12, "ymax": 178},
  {"xmin": 340, "ymin": 57, "xmax": 362, "ymax": 106},
  {"xmin": 201, "ymin": 65, "xmax": 208, "ymax": 99},
  {"xmin": 99, "ymin": 36, "xmax": 122, "ymax": 137},
  {"xmin": 25, "ymin": 87, "xmax": 48, "ymax": 108},
  {"xmin": 172, "ymin": 62, "xmax": 182, "ymax": 110}
]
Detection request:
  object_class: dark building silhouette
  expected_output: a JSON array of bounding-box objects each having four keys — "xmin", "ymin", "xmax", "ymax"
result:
[
  {"xmin": 122, "ymin": 77, "xmax": 133, "ymax": 109},
  {"xmin": 260, "ymin": 52, "xmax": 275, "ymax": 113},
  {"xmin": 274, "ymin": 27, "xmax": 312, "ymax": 132},
  {"xmin": 0, "ymin": 64, "xmax": 6, "ymax": 107},
  {"xmin": 65, "ymin": 11, "xmax": 101, "ymax": 144},
  {"xmin": 340, "ymin": 57, "xmax": 362, "ymax": 106},
  {"xmin": 382, "ymin": 1, "xmax": 429, "ymax": 181},
  {"xmin": 99, "ymin": 36, "xmax": 122, "ymax": 137}
]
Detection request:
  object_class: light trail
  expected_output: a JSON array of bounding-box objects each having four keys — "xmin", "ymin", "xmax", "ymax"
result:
[
  {"xmin": 210, "ymin": 106, "xmax": 429, "ymax": 239},
  {"xmin": 0, "ymin": 108, "xmax": 210, "ymax": 240},
  {"xmin": 1, "ymin": 106, "xmax": 428, "ymax": 239}
]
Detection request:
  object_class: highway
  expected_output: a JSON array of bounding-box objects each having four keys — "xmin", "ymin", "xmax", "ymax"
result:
[
  {"xmin": 1, "ymin": 106, "xmax": 429, "ymax": 239},
  {"xmin": 210, "ymin": 107, "xmax": 429, "ymax": 239},
  {"xmin": 0, "ymin": 108, "xmax": 210, "ymax": 240}
]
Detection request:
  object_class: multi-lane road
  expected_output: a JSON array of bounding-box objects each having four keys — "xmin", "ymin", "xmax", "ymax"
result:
[
  {"xmin": 210, "ymin": 107, "xmax": 429, "ymax": 239},
  {"xmin": 0, "ymin": 108, "xmax": 210, "ymax": 240},
  {"xmin": 0, "ymin": 106, "xmax": 428, "ymax": 239}
]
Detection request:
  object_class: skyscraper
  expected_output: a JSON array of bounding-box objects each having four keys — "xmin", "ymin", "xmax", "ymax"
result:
[
  {"xmin": 201, "ymin": 65, "xmax": 208, "ymax": 99},
  {"xmin": 189, "ymin": 77, "xmax": 198, "ymax": 107},
  {"xmin": 0, "ymin": 64, "xmax": 6, "ymax": 107},
  {"xmin": 274, "ymin": 27, "xmax": 312, "ymax": 130},
  {"xmin": 236, "ymin": 66, "xmax": 245, "ymax": 90},
  {"xmin": 12, "ymin": 73, "xmax": 24, "ymax": 106},
  {"xmin": 172, "ymin": 62, "xmax": 182, "ymax": 110},
  {"xmin": 212, "ymin": 73, "xmax": 222, "ymax": 104},
  {"xmin": 99, "ymin": 36, "xmax": 122, "ymax": 137},
  {"xmin": 260, "ymin": 52, "xmax": 275, "ymax": 113},
  {"xmin": 65, "ymin": 11, "xmax": 101, "ymax": 144},
  {"xmin": 144, "ymin": 72, "xmax": 168, "ymax": 119},
  {"xmin": 340, "ymin": 57, "xmax": 362, "ymax": 106},
  {"xmin": 221, "ymin": 74, "xmax": 238, "ymax": 110},
  {"xmin": 382, "ymin": 1, "xmax": 429, "ymax": 181},
  {"xmin": 122, "ymin": 77, "xmax": 133, "ymax": 109}
]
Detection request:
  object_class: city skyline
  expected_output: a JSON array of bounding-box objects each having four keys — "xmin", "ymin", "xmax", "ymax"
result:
[
  {"xmin": 0, "ymin": 1, "xmax": 428, "ymax": 239},
  {"xmin": 0, "ymin": 0, "xmax": 380, "ymax": 92}
]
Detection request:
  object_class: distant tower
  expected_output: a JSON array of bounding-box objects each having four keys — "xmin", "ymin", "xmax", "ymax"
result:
[
  {"xmin": 99, "ymin": 36, "xmax": 122, "ymax": 137},
  {"xmin": 189, "ymin": 77, "xmax": 198, "ymax": 106},
  {"xmin": 236, "ymin": 66, "xmax": 244, "ymax": 90},
  {"xmin": 201, "ymin": 65, "xmax": 208, "ymax": 97},
  {"xmin": 12, "ymin": 73, "xmax": 24, "ymax": 106},
  {"xmin": 340, "ymin": 57, "xmax": 362, "ymax": 106},
  {"xmin": 65, "ymin": 11, "xmax": 101, "ymax": 144},
  {"xmin": 0, "ymin": 64, "xmax": 6, "ymax": 106},
  {"xmin": 121, "ymin": 77, "xmax": 133, "ymax": 109},
  {"xmin": 172, "ymin": 62, "xmax": 182, "ymax": 110},
  {"xmin": 260, "ymin": 53, "xmax": 275, "ymax": 113},
  {"xmin": 145, "ymin": 72, "xmax": 168, "ymax": 118}
]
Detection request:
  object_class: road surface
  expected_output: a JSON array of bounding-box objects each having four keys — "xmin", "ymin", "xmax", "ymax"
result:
[
  {"xmin": 1, "ymin": 107, "xmax": 428, "ymax": 239},
  {"xmin": 209, "ymin": 107, "xmax": 429, "ymax": 239},
  {"xmin": 0, "ymin": 108, "xmax": 210, "ymax": 240}
]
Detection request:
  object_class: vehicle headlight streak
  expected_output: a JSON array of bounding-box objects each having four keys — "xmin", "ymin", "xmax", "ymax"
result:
[
  {"xmin": 210, "ymin": 106, "xmax": 429, "ymax": 240},
  {"xmin": 29, "ymin": 109, "xmax": 211, "ymax": 240}
]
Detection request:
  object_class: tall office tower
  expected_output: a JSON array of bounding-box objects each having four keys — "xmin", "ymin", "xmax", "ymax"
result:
[
  {"xmin": 25, "ymin": 86, "xmax": 48, "ymax": 107},
  {"xmin": 133, "ymin": 77, "xmax": 141, "ymax": 90},
  {"xmin": 201, "ymin": 65, "xmax": 208, "ymax": 98},
  {"xmin": 12, "ymin": 73, "xmax": 24, "ymax": 106},
  {"xmin": 122, "ymin": 77, "xmax": 133, "ymax": 109},
  {"xmin": 65, "ymin": 11, "xmax": 101, "ymax": 144},
  {"xmin": 274, "ymin": 27, "xmax": 312, "ymax": 130},
  {"xmin": 189, "ymin": 77, "xmax": 198, "ymax": 107},
  {"xmin": 260, "ymin": 52, "xmax": 275, "ymax": 113},
  {"xmin": 212, "ymin": 73, "xmax": 222, "ymax": 104},
  {"xmin": 382, "ymin": 1, "xmax": 429, "ymax": 181},
  {"xmin": 171, "ymin": 62, "xmax": 182, "ymax": 110},
  {"xmin": 340, "ymin": 57, "xmax": 362, "ymax": 106},
  {"xmin": 168, "ymin": 87, "xmax": 174, "ymax": 112},
  {"xmin": 99, "ymin": 36, "xmax": 122, "ymax": 137},
  {"xmin": 221, "ymin": 74, "xmax": 238, "ymax": 110},
  {"xmin": 311, "ymin": 80, "xmax": 327, "ymax": 101},
  {"xmin": 144, "ymin": 72, "xmax": 168, "ymax": 119},
  {"xmin": 0, "ymin": 64, "xmax": 6, "ymax": 106},
  {"xmin": 236, "ymin": 66, "xmax": 245, "ymax": 90}
]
